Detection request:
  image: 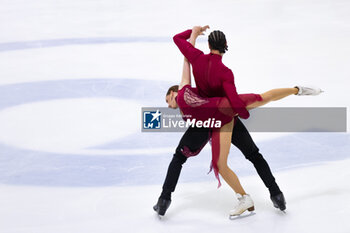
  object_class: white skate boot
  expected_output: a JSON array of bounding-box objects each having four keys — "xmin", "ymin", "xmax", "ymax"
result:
[
  {"xmin": 229, "ymin": 194, "xmax": 255, "ymax": 217},
  {"xmin": 295, "ymin": 86, "xmax": 324, "ymax": 96}
]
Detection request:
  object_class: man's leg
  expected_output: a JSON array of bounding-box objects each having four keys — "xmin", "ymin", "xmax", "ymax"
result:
[
  {"xmin": 231, "ymin": 118, "xmax": 286, "ymax": 210},
  {"xmin": 154, "ymin": 126, "xmax": 211, "ymax": 216}
]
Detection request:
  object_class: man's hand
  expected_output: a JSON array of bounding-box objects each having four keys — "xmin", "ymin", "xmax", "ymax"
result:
[{"xmin": 192, "ymin": 25, "xmax": 210, "ymax": 36}]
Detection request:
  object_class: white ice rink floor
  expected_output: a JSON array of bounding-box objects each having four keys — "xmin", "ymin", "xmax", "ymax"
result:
[{"xmin": 0, "ymin": 0, "xmax": 349, "ymax": 232}]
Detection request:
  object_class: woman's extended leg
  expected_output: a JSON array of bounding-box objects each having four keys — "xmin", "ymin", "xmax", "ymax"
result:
[{"xmin": 246, "ymin": 87, "xmax": 298, "ymax": 110}]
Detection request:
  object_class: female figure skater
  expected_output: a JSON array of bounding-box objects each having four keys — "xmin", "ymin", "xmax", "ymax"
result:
[{"xmin": 168, "ymin": 26, "xmax": 322, "ymax": 216}]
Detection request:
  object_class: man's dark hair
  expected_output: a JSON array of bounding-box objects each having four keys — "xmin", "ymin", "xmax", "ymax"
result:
[{"xmin": 208, "ymin": 30, "xmax": 228, "ymax": 54}]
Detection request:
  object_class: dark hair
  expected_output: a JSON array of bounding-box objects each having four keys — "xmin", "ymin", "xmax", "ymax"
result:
[
  {"xmin": 208, "ymin": 30, "xmax": 228, "ymax": 54},
  {"xmin": 166, "ymin": 85, "xmax": 179, "ymax": 96}
]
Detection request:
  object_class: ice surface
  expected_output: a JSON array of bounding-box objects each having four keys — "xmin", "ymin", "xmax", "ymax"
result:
[
  {"xmin": 0, "ymin": 0, "xmax": 349, "ymax": 232},
  {"xmin": 0, "ymin": 159, "xmax": 349, "ymax": 233}
]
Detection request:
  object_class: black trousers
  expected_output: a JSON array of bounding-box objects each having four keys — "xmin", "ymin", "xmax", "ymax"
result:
[{"xmin": 160, "ymin": 118, "xmax": 281, "ymax": 200}]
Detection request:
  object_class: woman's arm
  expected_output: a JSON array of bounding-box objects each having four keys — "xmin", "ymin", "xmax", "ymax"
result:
[{"xmin": 179, "ymin": 58, "xmax": 191, "ymax": 90}]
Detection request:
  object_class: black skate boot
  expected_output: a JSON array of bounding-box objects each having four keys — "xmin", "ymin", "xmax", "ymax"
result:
[
  {"xmin": 153, "ymin": 198, "xmax": 171, "ymax": 216},
  {"xmin": 271, "ymin": 192, "xmax": 286, "ymax": 211}
]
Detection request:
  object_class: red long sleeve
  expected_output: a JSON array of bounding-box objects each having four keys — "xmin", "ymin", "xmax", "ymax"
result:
[
  {"xmin": 222, "ymin": 70, "xmax": 250, "ymax": 119},
  {"xmin": 173, "ymin": 29, "xmax": 203, "ymax": 63}
]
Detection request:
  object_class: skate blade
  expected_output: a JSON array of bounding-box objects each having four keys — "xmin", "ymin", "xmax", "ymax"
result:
[
  {"xmin": 229, "ymin": 211, "xmax": 256, "ymax": 220},
  {"xmin": 274, "ymin": 208, "xmax": 287, "ymax": 213},
  {"xmin": 153, "ymin": 207, "xmax": 165, "ymax": 220},
  {"xmin": 155, "ymin": 211, "xmax": 165, "ymax": 220},
  {"xmin": 273, "ymin": 207, "xmax": 286, "ymax": 214}
]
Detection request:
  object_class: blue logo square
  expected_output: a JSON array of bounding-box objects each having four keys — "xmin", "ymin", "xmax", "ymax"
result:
[{"xmin": 143, "ymin": 110, "xmax": 161, "ymax": 129}]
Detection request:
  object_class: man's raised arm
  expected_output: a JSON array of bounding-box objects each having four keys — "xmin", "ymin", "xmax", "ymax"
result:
[{"xmin": 173, "ymin": 26, "xmax": 209, "ymax": 63}]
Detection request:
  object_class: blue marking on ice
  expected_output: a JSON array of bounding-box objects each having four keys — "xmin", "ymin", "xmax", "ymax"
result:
[
  {"xmin": 0, "ymin": 79, "xmax": 349, "ymax": 187},
  {"xmin": 0, "ymin": 37, "xmax": 170, "ymax": 52},
  {"xmin": 0, "ymin": 37, "xmax": 207, "ymax": 52},
  {"xmin": 0, "ymin": 78, "xmax": 167, "ymax": 109},
  {"xmin": 0, "ymin": 132, "xmax": 349, "ymax": 187}
]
